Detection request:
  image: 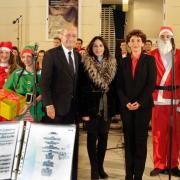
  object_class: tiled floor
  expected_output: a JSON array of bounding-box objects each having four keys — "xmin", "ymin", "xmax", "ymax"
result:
[{"xmin": 78, "ymin": 126, "xmax": 180, "ymax": 180}]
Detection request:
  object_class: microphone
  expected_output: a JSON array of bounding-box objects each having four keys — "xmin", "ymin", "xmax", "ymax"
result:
[
  {"xmin": 12, "ymin": 15, "xmax": 22, "ymax": 24},
  {"xmin": 33, "ymin": 43, "xmax": 39, "ymax": 59},
  {"xmin": 34, "ymin": 43, "xmax": 39, "ymax": 53},
  {"xmin": 170, "ymin": 37, "xmax": 175, "ymax": 51}
]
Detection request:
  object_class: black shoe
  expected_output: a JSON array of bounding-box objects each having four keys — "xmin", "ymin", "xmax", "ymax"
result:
[
  {"xmin": 150, "ymin": 168, "xmax": 164, "ymax": 176},
  {"xmin": 125, "ymin": 175, "xmax": 133, "ymax": 180},
  {"xmin": 98, "ymin": 167, "xmax": 108, "ymax": 179},
  {"xmin": 171, "ymin": 167, "xmax": 180, "ymax": 177},
  {"xmin": 134, "ymin": 176, "xmax": 142, "ymax": 180},
  {"xmin": 161, "ymin": 168, "xmax": 169, "ymax": 175}
]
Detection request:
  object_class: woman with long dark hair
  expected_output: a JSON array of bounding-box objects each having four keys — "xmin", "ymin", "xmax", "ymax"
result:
[
  {"xmin": 78, "ymin": 36, "xmax": 117, "ymax": 179},
  {"xmin": 12, "ymin": 46, "xmax": 25, "ymax": 68}
]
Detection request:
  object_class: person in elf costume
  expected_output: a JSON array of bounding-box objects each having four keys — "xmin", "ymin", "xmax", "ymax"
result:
[
  {"xmin": 150, "ymin": 26, "xmax": 180, "ymax": 177},
  {"xmin": 3, "ymin": 45, "xmax": 44, "ymax": 122}
]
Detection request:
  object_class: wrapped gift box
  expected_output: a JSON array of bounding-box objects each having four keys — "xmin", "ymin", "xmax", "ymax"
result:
[{"xmin": 0, "ymin": 89, "xmax": 26, "ymax": 120}]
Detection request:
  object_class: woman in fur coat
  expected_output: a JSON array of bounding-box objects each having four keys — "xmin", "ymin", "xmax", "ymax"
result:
[{"xmin": 78, "ymin": 36, "xmax": 117, "ymax": 179}]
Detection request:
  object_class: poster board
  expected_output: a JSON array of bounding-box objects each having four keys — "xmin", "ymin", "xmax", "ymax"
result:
[{"xmin": 0, "ymin": 122, "xmax": 76, "ymax": 180}]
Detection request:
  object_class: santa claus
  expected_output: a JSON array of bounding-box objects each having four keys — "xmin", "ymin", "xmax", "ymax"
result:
[{"xmin": 150, "ymin": 26, "xmax": 180, "ymax": 177}]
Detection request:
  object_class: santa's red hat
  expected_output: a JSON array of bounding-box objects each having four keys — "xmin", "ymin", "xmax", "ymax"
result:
[
  {"xmin": 159, "ymin": 26, "xmax": 173, "ymax": 37},
  {"xmin": 0, "ymin": 41, "xmax": 13, "ymax": 52}
]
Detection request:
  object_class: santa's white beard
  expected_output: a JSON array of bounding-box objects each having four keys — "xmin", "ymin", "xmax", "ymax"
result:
[{"xmin": 158, "ymin": 39, "xmax": 172, "ymax": 55}]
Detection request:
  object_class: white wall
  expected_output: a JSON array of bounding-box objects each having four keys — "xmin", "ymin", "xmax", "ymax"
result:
[
  {"xmin": 0, "ymin": 0, "xmax": 50, "ymax": 50},
  {"xmin": 80, "ymin": 0, "xmax": 101, "ymax": 47},
  {"xmin": 164, "ymin": 0, "xmax": 180, "ymax": 48},
  {"xmin": 26, "ymin": 0, "xmax": 49, "ymax": 50},
  {"xmin": 0, "ymin": 0, "xmax": 180, "ymax": 51},
  {"xmin": 125, "ymin": 0, "xmax": 163, "ymax": 43},
  {"xmin": 0, "ymin": 0, "xmax": 27, "ymax": 49},
  {"xmin": 0, "ymin": 0, "xmax": 102, "ymax": 51}
]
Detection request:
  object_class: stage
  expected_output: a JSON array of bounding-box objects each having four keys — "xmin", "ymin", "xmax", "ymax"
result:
[{"xmin": 78, "ymin": 127, "xmax": 180, "ymax": 180}]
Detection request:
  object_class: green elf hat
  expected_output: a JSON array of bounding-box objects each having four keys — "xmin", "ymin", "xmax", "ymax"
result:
[{"xmin": 21, "ymin": 45, "xmax": 35, "ymax": 57}]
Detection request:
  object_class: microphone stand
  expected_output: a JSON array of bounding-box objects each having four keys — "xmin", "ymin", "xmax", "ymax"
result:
[
  {"xmin": 32, "ymin": 43, "xmax": 39, "ymax": 122},
  {"xmin": 12, "ymin": 15, "xmax": 22, "ymax": 49},
  {"xmin": 168, "ymin": 38, "xmax": 176, "ymax": 180}
]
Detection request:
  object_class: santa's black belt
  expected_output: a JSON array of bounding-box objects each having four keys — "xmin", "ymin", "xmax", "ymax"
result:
[{"xmin": 155, "ymin": 85, "xmax": 180, "ymax": 91}]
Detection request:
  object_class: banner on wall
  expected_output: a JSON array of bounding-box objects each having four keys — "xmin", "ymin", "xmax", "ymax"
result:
[{"xmin": 47, "ymin": 0, "xmax": 78, "ymax": 39}]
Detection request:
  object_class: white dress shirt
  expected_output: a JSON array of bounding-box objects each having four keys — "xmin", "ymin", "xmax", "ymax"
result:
[{"xmin": 62, "ymin": 44, "xmax": 76, "ymax": 72}]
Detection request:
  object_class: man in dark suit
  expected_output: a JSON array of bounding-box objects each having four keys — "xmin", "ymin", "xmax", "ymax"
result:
[{"xmin": 41, "ymin": 25, "xmax": 80, "ymax": 180}]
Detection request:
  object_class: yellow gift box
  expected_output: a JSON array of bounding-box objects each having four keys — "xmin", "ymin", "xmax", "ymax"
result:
[{"xmin": 0, "ymin": 89, "xmax": 26, "ymax": 120}]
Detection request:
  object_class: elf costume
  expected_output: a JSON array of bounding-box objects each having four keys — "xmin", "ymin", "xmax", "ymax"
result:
[{"xmin": 3, "ymin": 45, "xmax": 44, "ymax": 122}]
